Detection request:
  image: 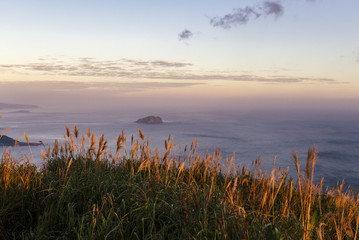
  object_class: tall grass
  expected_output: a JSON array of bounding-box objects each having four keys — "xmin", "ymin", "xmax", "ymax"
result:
[{"xmin": 0, "ymin": 125, "xmax": 358, "ymax": 239}]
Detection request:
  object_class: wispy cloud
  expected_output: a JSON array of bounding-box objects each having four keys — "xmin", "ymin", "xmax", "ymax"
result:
[
  {"xmin": 178, "ymin": 29, "xmax": 193, "ymax": 40},
  {"xmin": 0, "ymin": 80, "xmax": 203, "ymax": 94},
  {"xmin": 0, "ymin": 57, "xmax": 193, "ymax": 79},
  {"xmin": 159, "ymin": 74, "xmax": 337, "ymax": 84},
  {"xmin": 210, "ymin": 1, "xmax": 283, "ymax": 29},
  {"xmin": 0, "ymin": 57, "xmax": 338, "ymax": 84},
  {"xmin": 355, "ymin": 49, "xmax": 359, "ymax": 63}
]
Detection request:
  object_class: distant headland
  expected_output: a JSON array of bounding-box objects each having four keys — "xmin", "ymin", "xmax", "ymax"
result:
[
  {"xmin": 0, "ymin": 135, "xmax": 41, "ymax": 147},
  {"xmin": 9, "ymin": 110, "xmax": 31, "ymax": 114},
  {"xmin": 135, "ymin": 116, "xmax": 163, "ymax": 124},
  {"xmin": 0, "ymin": 102, "xmax": 39, "ymax": 110}
]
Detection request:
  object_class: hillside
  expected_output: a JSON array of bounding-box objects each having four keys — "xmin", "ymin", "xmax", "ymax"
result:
[{"xmin": 0, "ymin": 127, "xmax": 358, "ymax": 239}]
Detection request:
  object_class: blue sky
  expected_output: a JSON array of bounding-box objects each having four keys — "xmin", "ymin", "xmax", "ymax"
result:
[{"xmin": 1, "ymin": 0, "xmax": 358, "ymax": 111}]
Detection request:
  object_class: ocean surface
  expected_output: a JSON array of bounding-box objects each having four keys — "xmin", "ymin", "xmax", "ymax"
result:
[{"xmin": 1, "ymin": 109, "xmax": 359, "ymax": 190}]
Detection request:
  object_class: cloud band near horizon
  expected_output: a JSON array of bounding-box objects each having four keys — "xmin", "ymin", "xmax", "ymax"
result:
[{"xmin": 0, "ymin": 57, "xmax": 339, "ymax": 84}]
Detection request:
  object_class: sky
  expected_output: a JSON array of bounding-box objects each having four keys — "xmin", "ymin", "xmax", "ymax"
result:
[{"xmin": 0, "ymin": 0, "xmax": 358, "ymax": 112}]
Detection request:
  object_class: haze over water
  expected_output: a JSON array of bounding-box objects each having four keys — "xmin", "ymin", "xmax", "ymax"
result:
[{"xmin": 1, "ymin": 108, "xmax": 358, "ymax": 190}]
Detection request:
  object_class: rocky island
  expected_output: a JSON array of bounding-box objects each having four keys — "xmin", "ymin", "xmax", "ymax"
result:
[
  {"xmin": 0, "ymin": 135, "xmax": 41, "ymax": 147},
  {"xmin": 135, "ymin": 116, "xmax": 163, "ymax": 124}
]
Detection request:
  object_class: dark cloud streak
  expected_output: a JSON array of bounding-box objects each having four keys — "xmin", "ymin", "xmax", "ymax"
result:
[
  {"xmin": 178, "ymin": 29, "xmax": 193, "ymax": 40},
  {"xmin": 262, "ymin": 1, "xmax": 283, "ymax": 16},
  {"xmin": 210, "ymin": 1, "xmax": 283, "ymax": 29},
  {"xmin": 210, "ymin": 7, "xmax": 259, "ymax": 29}
]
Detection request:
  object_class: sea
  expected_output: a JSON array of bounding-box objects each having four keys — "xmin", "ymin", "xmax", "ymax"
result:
[{"xmin": 1, "ymin": 109, "xmax": 359, "ymax": 190}]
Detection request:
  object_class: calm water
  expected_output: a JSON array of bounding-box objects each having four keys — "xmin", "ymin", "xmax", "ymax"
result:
[{"xmin": 1, "ymin": 109, "xmax": 359, "ymax": 190}]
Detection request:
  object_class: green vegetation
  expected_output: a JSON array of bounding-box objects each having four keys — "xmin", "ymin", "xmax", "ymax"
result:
[{"xmin": 1, "ymin": 125, "xmax": 359, "ymax": 239}]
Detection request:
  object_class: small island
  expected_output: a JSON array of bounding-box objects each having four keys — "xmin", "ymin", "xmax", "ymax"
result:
[
  {"xmin": 9, "ymin": 110, "xmax": 31, "ymax": 114},
  {"xmin": 135, "ymin": 116, "xmax": 163, "ymax": 124},
  {"xmin": 0, "ymin": 135, "xmax": 41, "ymax": 147}
]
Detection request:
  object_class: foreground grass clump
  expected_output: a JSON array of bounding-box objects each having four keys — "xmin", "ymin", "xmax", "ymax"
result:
[{"xmin": 1, "ymin": 126, "xmax": 359, "ymax": 239}]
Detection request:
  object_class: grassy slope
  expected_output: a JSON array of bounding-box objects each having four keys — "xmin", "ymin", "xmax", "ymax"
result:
[{"xmin": 1, "ymin": 126, "xmax": 359, "ymax": 239}]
